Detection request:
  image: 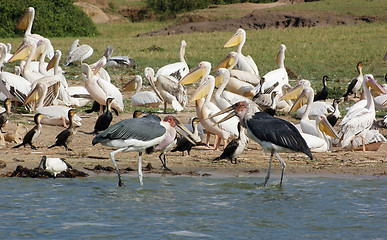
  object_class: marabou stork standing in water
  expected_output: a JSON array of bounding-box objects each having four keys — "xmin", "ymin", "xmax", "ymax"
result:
[
  {"xmin": 211, "ymin": 101, "xmax": 313, "ymax": 186},
  {"xmin": 92, "ymin": 114, "xmax": 194, "ymax": 186}
]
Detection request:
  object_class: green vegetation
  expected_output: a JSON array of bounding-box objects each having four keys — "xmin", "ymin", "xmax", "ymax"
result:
[
  {"xmin": 0, "ymin": 0, "xmax": 386, "ymax": 104},
  {"xmin": 275, "ymin": 0, "xmax": 387, "ymax": 19},
  {"xmin": 0, "ymin": 0, "xmax": 98, "ymax": 38}
]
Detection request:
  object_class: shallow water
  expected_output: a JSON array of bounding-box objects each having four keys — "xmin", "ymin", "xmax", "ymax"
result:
[{"xmin": 0, "ymin": 176, "xmax": 386, "ymax": 239}]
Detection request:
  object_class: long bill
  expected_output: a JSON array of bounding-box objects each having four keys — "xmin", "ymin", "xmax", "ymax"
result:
[
  {"xmin": 279, "ymin": 83, "xmax": 304, "ymax": 101},
  {"xmin": 179, "ymin": 65, "xmax": 205, "ymax": 85},
  {"xmin": 318, "ymin": 115, "xmax": 339, "ymax": 139},
  {"xmin": 175, "ymin": 124, "xmax": 196, "ymax": 145},
  {"xmin": 289, "ymin": 89, "xmax": 308, "ymax": 114}
]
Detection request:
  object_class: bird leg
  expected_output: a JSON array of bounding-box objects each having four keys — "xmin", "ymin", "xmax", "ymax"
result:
[
  {"xmin": 214, "ymin": 137, "xmax": 222, "ymax": 150},
  {"xmin": 138, "ymin": 152, "xmax": 143, "ymax": 187},
  {"xmin": 159, "ymin": 153, "xmax": 171, "ymax": 171},
  {"xmin": 275, "ymin": 152, "xmax": 286, "ymax": 186},
  {"xmin": 264, "ymin": 151, "xmax": 274, "ymax": 186},
  {"xmin": 60, "ymin": 116, "xmax": 69, "ymax": 128},
  {"xmin": 205, "ymin": 132, "xmax": 211, "ymax": 147},
  {"xmin": 362, "ymin": 137, "xmax": 366, "ymax": 152},
  {"xmin": 163, "ymin": 102, "xmax": 168, "ymax": 114},
  {"xmin": 110, "ymin": 148, "xmax": 125, "ymax": 187}
]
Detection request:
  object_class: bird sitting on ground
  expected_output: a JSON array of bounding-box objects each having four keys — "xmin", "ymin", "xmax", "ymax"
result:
[
  {"xmin": 48, "ymin": 109, "xmax": 77, "ymax": 151},
  {"xmin": 13, "ymin": 113, "xmax": 43, "ymax": 149},
  {"xmin": 0, "ymin": 99, "xmax": 12, "ymax": 132},
  {"xmin": 39, "ymin": 155, "xmax": 72, "ymax": 178}
]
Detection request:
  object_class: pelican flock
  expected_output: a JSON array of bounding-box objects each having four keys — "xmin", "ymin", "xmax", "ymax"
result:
[{"xmin": 2, "ymin": 8, "xmax": 386, "ymax": 188}]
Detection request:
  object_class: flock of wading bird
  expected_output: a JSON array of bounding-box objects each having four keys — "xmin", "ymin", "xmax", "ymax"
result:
[{"xmin": 1, "ymin": 7, "xmax": 387, "ymax": 187}]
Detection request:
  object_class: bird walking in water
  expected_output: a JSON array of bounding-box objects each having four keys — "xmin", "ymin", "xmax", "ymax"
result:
[
  {"xmin": 48, "ymin": 109, "xmax": 77, "ymax": 151},
  {"xmin": 13, "ymin": 113, "xmax": 43, "ymax": 149},
  {"xmin": 39, "ymin": 155, "xmax": 72, "ymax": 178},
  {"xmin": 211, "ymin": 101, "xmax": 313, "ymax": 186}
]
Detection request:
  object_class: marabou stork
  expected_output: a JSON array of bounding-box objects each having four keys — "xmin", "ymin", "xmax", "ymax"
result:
[{"xmin": 211, "ymin": 101, "xmax": 313, "ymax": 186}]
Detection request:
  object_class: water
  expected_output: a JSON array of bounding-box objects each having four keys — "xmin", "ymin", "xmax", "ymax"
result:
[{"xmin": 0, "ymin": 176, "xmax": 386, "ymax": 239}]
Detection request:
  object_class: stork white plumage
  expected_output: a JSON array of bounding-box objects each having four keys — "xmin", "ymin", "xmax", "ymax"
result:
[{"xmin": 211, "ymin": 101, "xmax": 313, "ymax": 186}]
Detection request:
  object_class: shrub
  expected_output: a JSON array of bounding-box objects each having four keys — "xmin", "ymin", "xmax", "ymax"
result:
[{"xmin": 0, "ymin": 0, "xmax": 98, "ymax": 38}]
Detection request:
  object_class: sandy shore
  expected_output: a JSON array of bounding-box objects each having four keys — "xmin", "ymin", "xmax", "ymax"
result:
[{"xmin": 1, "ymin": 97, "xmax": 386, "ymax": 179}]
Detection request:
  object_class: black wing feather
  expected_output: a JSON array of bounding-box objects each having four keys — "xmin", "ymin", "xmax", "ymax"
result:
[{"xmin": 247, "ymin": 112, "xmax": 313, "ymax": 159}]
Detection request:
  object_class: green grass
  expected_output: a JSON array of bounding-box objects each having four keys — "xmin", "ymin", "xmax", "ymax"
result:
[
  {"xmin": 1, "ymin": 1, "xmax": 386, "ymax": 102},
  {"xmin": 275, "ymin": 0, "xmax": 387, "ymax": 19}
]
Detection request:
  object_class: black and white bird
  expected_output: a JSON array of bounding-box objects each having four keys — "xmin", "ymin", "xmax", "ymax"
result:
[
  {"xmin": 13, "ymin": 113, "xmax": 43, "ymax": 149},
  {"xmin": 92, "ymin": 114, "xmax": 173, "ymax": 187},
  {"xmin": 39, "ymin": 155, "xmax": 72, "ymax": 178},
  {"xmin": 211, "ymin": 101, "xmax": 313, "ymax": 186},
  {"xmin": 171, "ymin": 117, "xmax": 202, "ymax": 156},
  {"xmin": 326, "ymin": 98, "xmax": 341, "ymax": 127},
  {"xmin": 213, "ymin": 122, "xmax": 248, "ymax": 164},
  {"xmin": 92, "ymin": 97, "xmax": 114, "ymax": 134},
  {"xmin": 48, "ymin": 109, "xmax": 77, "ymax": 151},
  {"xmin": 314, "ymin": 75, "xmax": 330, "ymax": 101},
  {"xmin": 343, "ymin": 62, "xmax": 363, "ymax": 100}
]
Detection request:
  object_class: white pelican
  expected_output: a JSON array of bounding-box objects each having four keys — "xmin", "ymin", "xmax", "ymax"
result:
[
  {"xmin": 155, "ymin": 40, "xmax": 189, "ymax": 80},
  {"xmin": 223, "ymin": 28, "xmax": 259, "ymax": 76},
  {"xmin": 214, "ymin": 51, "xmax": 259, "ymax": 97},
  {"xmin": 260, "ymin": 44, "xmax": 288, "ymax": 96},
  {"xmin": 122, "ymin": 75, "xmax": 162, "ymax": 108},
  {"xmin": 90, "ymin": 53, "xmax": 111, "ymax": 83},
  {"xmin": 103, "ymin": 45, "xmax": 136, "ymax": 68},
  {"xmin": 189, "ymin": 75, "xmax": 238, "ymax": 149},
  {"xmin": 180, "ymin": 61, "xmax": 238, "ymax": 149},
  {"xmin": 213, "ymin": 68, "xmax": 260, "ymax": 112},
  {"xmin": 281, "ymin": 79, "xmax": 334, "ymax": 118},
  {"xmin": 63, "ymin": 39, "xmax": 93, "ymax": 66},
  {"xmin": 82, "ymin": 60, "xmax": 124, "ymax": 114},
  {"xmin": 8, "ymin": 38, "xmax": 45, "ymax": 83},
  {"xmin": 343, "ymin": 62, "xmax": 363, "ymax": 100},
  {"xmin": 0, "ymin": 43, "xmax": 32, "ymax": 110},
  {"xmin": 338, "ymin": 74, "xmax": 386, "ymax": 151},
  {"xmin": 39, "ymin": 156, "xmax": 72, "ymax": 178},
  {"xmin": 300, "ymin": 114, "xmax": 339, "ymax": 152},
  {"xmin": 212, "ymin": 101, "xmax": 312, "ymax": 186},
  {"xmin": 16, "ymin": 7, "xmax": 54, "ymax": 59},
  {"xmin": 145, "ymin": 67, "xmax": 187, "ymax": 113}
]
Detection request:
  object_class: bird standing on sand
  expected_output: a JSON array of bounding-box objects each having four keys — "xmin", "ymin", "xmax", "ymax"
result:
[
  {"xmin": 13, "ymin": 113, "xmax": 43, "ymax": 149},
  {"xmin": 48, "ymin": 109, "xmax": 77, "ymax": 151},
  {"xmin": 93, "ymin": 97, "xmax": 114, "ymax": 134}
]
